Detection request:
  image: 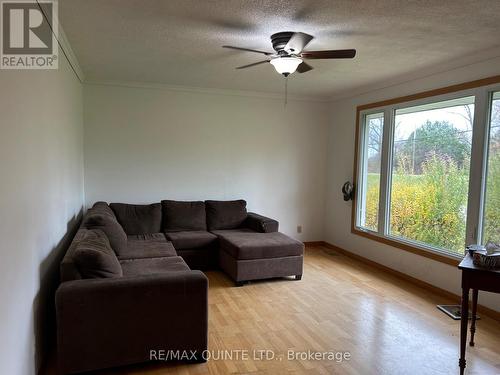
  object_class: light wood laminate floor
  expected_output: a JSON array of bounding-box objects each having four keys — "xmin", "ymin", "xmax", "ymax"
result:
[{"xmin": 52, "ymin": 245, "xmax": 500, "ymax": 374}]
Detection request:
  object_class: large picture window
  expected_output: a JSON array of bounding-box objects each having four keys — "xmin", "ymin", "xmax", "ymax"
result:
[
  {"xmin": 353, "ymin": 78, "xmax": 500, "ymax": 262},
  {"xmin": 390, "ymin": 97, "xmax": 474, "ymax": 254}
]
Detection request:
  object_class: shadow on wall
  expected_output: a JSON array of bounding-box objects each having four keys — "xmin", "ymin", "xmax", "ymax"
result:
[{"xmin": 33, "ymin": 209, "xmax": 83, "ymax": 374}]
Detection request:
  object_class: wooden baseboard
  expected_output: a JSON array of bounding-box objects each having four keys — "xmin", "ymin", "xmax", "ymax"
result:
[
  {"xmin": 303, "ymin": 241, "xmax": 324, "ymax": 247},
  {"xmin": 305, "ymin": 241, "xmax": 500, "ymax": 322}
]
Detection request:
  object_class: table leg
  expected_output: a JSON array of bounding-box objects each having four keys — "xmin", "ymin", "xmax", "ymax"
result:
[
  {"xmin": 469, "ymin": 289, "xmax": 478, "ymax": 347},
  {"xmin": 459, "ymin": 287, "xmax": 469, "ymax": 375}
]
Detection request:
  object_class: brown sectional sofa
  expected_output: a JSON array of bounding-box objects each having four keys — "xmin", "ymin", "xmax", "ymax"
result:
[{"xmin": 56, "ymin": 199, "xmax": 303, "ymax": 373}]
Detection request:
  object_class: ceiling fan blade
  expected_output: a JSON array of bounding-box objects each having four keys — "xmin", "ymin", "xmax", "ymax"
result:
[
  {"xmin": 296, "ymin": 61, "xmax": 314, "ymax": 73},
  {"xmin": 235, "ymin": 60, "xmax": 270, "ymax": 69},
  {"xmin": 301, "ymin": 49, "xmax": 356, "ymax": 59},
  {"xmin": 284, "ymin": 32, "xmax": 314, "ymax": 54},
  {"xmin": 223, "ymin": 45, "xmax": 273, "ymax": 55}
]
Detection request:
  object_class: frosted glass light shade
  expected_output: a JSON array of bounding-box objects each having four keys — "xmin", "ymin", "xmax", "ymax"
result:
[{"xmin": 270, "ymin": 57, "xmax": 302, "ymax": 75}]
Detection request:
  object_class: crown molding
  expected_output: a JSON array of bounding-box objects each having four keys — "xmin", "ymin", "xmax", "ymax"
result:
[
  {"xmin": 83, "ymin": 80, "xmax": 331, "ymax": 103},
  {"xmin": 36, "ymin": 0, "xmax": 85, "ymax": 82},
  {"xmin": 56, "ymin": 23, "xmax": 85, "ymax": 83}
]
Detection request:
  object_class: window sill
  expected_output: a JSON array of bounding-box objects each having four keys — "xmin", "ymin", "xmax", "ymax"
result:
[{"xmin": 351, "ymin": 227, "xmax": 461, "ymax": 266}]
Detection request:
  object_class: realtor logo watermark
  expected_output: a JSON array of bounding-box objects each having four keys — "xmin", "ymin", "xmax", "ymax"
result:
[
  {"xmin": 1, "ymin": 0, "xmax": 58, "ymax": 69},
  {"xmin": 150, "ymin": 349, "xmax": 352, "ymax": 363}
]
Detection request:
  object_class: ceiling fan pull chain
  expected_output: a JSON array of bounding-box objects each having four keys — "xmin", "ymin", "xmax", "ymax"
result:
[{"xmin": 284, "ymin": 75, "xmax": 288, "ymax": 108}]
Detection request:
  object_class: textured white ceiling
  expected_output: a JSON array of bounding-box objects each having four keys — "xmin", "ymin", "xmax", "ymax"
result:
[{"xmin": 59, "ymin": 0, "xmax": 500, "ymax": 99}]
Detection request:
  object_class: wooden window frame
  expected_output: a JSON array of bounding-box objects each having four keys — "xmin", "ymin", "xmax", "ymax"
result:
[{"xmin": 351, "ymin": 75, "xmax": 500, "ymax": 266}]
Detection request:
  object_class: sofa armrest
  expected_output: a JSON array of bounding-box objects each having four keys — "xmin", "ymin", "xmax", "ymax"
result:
[
  {"xmin": 56, "ymin": 271, "xmax": 208, "ymax": 374},
  {"xmin": 244, "ymin": 212, "xmax": 279, "ymax": 233}
]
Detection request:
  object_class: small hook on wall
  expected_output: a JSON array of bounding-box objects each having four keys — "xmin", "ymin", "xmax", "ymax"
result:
[{"xmin": 342, "ymin": 181, "xmax": 354, "ymax": 201}]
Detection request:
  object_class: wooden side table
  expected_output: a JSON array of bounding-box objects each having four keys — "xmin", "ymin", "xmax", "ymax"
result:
[{"xmin": 458, "ymin": 254, "xmax": 500, "ymax": 375}]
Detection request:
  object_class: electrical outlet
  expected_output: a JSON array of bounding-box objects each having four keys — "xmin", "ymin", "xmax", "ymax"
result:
[{"xmin": 297, "ymin": 225, "xmax": 302, "ymax": 233}]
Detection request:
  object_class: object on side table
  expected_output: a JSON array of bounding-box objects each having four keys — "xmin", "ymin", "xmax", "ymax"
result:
[
  {"xmin": 472, "ymin": 242, "xmax": 500, "ymax": 269},
  {"xmin": 466, "ymin": 244, "xmax": 485, "ymax": 257}
]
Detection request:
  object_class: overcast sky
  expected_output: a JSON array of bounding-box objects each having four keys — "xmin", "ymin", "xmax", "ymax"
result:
[{"xmin": 395, "ymin": 104, "xmax": 474, "ymax": 141}]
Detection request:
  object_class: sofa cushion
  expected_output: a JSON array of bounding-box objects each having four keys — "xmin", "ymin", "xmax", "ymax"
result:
[
  {"xmin": 82, "ymin": 209, "xmax": 127, "ymax": 254},
  {"xmin": 60, "ymin": 229, "xmax": 89, "ymax": 282},
  {"xmin": 205, "ymin": 200, "xmax": 247, "ymax": 231},
  {"xmin": 73, "ymin": 229, "xmax": 123, "ymax": 278},
  {"xmin": 216, "ymin": 231, "xmax": 304, "ymax": 260},
  {"xmin": 117, "ymin": 235, "xmax": 177, "ymax": 260},
  {"xmin": 127, "ymin": 233, "xmax": 166, "ymax": 241},
  {"xmin": 120, "ymin": 256, "xmax": 190, "ymax": 276},
  {"xmin": 91, "ymin": 201, "xmax": 115, "ymax": 215},
  {"xmin": 244, "ymin": 212, "xmax": 279, "ymax": 233},
  {"xmin": 162, "ymin": 200, "xmax": 207, "ymax": 232},
  {"xmin": 110, "ymin": 203, "xmax": 162, "ymax": 235},
  {"xmin": 210, "ymin": 228, "xmax": 257, "ymax": 236},
  {"xmin": 165, "ymin": 231, "xmax": 217, "ymax": 250}
]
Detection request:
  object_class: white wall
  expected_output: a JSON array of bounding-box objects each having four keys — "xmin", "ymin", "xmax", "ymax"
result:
[
  {"xmin": 83, "ymin": 84, "xmax": 329, "ymax": 241},
  {"xmin": 325, "ymin": 57, "xmax": 500, "ymax": 312},
  {"xmin": 0, "ymin": 56, "xmax": 84, "ymax": 374}
]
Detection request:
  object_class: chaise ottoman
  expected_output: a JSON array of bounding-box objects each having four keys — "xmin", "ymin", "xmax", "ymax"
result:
[{"xmin": 215, "ymin": 230, "xmax": 304, "ymax": 286}]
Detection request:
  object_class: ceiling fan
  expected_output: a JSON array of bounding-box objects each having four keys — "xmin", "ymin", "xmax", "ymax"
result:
[{"xmin": 223, "ymin": 31, "xmax": 356, "ymax": 77}]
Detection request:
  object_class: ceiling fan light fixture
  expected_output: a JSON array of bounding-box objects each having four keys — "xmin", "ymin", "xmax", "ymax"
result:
[
  {"xmin": 270, "ymin": 57, "xmax": 302, "ymax": 76},
  {"xmin": 224, "ymin": 31, "xmax": 356, "ymax": 76}
]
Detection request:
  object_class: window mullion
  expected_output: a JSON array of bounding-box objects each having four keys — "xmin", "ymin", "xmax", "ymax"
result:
[
  {"xmin": 377, "ymin": 107, "xmax": 394, "ymax": 235},
  {"xmin": 358, "ymin": 115, "xmax": 368, "ymax": 228},
  {"xmin": 465, "ymin": 89, "xmax": 489, "ymax": 245}
]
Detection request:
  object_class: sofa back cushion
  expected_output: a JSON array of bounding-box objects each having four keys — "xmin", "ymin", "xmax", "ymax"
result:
[
  {"xmin": 162, "ymin": 200, "xmax": 206, "ymax": 232},
  {"xmin": 60, "ymin": 228, "xmax": 88, "ymax": 282},
  {"xmin": 82, "ymin": 204, "xmax": 127, "ymax": 253},
  {"xmin": 110, "ymin": 203, "xmax": 162, "ymax": 235},
  {"xmin": 205, "ymin": 200, "xmax": 247, "ymax": 230},
  {"xmin": 91, "ymin": 201, "xmax": 115, "ymax": 215},
  {"xmin": 73, "ymin": 229, "xmax": 123, "ymax": 279}
]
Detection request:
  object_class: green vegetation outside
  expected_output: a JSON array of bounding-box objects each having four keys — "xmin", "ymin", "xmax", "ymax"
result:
[{"xmin": 363, "ymin": 153, "xmax": 500, "ymax": 256}]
